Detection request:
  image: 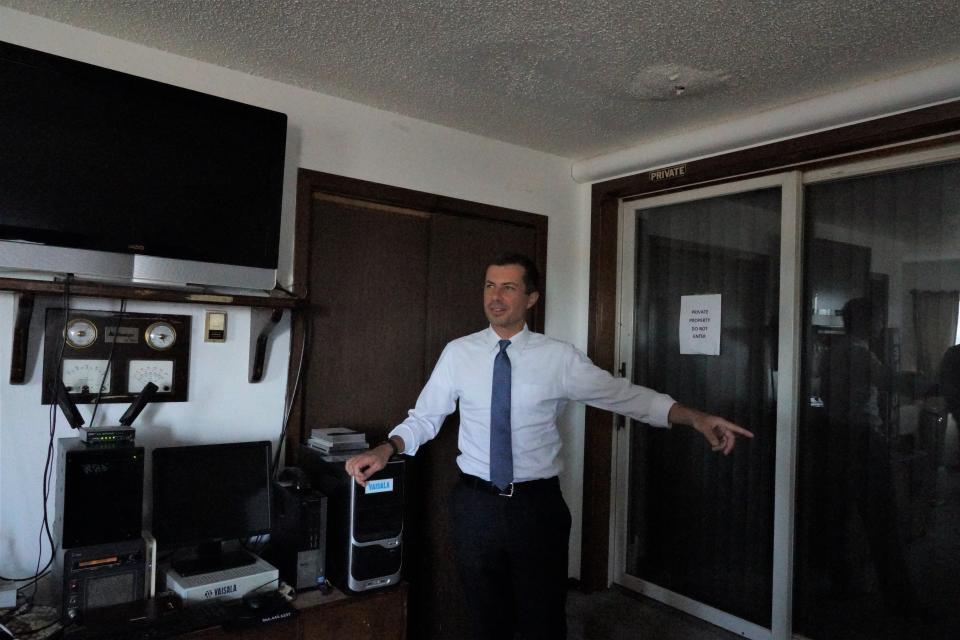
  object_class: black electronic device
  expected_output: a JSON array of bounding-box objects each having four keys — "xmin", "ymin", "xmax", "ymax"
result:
[
  {"xmin": 0, "ymin": 41, "xmax": 287, "ymax": 290},
  {"xmin": 267, "ymin": 477, "xmax": 328, "ymax": 591},
  {"xmin": 225, "ymin": 591, "xmax": 297, "ymax": 630},
  {"xmin": 43, "ymin": 309, "xmax": 191, "ymax": 406},
  {"xmin": 151, "ymin": 441, "xmax": 272, "ymax": 576},
  {"xmin": 55, "ymin": 538, "xmax": 146, "ymax": 624},
  {"xmin": 54, "ymin": 438, "xmax": 145, "ymax": 549},
  {"xmin": 299, "ymin": 445, "xmax": 404, "ymax": 593},
  {"xmin": 57, "ymin": 378, "xmax": 157, "ymax": 445},
  {"xmin": 75, "ymin": 381, "xmax": 157, "ymax": 444},
  {"xmin": 78, "ymin": 425, "xmax": 137, "ymax": 446},
  {"xmin": 62, "ymin": 595, "xmax": 239, "ymax": 639}
]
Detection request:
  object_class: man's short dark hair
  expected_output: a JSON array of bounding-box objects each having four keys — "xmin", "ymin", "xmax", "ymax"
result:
[
  {"xmin": 487, "ymin": 253, "xmax": 540, "ymax": 295},
  {"xmin": 841, "ymin": 297, "xmax": 873, "ymax": 338}
]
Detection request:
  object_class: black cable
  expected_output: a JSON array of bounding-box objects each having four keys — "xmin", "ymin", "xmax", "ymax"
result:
[
  {"xmin": 244, "ymin": 576, "xmax": 282, "ymax": 597},
  {"xmin": 0, "ymin": 568, "xmax": 48, "ymax": 588},
  {"xmin": 27, "ymin": 274, "xmax": 72, "ymax": 606},
  {"xmin": 0, "ymin": 278, "xmax": 74, "ymax": 584},
  {"xmin": 89, "ymin": 299, "xmax": 126, "ymax": 426},
  {"xmin": 271, "ymin": 315, "xmax": 308, "ymax": 477}
]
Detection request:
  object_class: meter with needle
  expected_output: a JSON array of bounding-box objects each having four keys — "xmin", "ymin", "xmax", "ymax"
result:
[
  {"xmin": 65, "ymin": 318, "xmax": 98, "ymax": 349},
  {"xmin": 144, "ymin": 321, "xmax": 177, "ymax": 351}
]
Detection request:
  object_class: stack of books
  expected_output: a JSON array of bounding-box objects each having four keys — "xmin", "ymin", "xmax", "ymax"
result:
[{"xmin": 307, "ymin": 427, "xmax": 369, "ymax": 455}]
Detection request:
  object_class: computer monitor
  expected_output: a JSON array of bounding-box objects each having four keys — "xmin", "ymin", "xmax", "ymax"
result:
[{"xmin": 152, "ymin": 441, "xmax": 272, "ymax": 576}]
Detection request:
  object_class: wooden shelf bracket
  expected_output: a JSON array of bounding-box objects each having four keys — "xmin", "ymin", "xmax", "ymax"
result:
[
  {"xmin": 249, "ymin": 307, "xmax": 285, "ymax": 383},
  {"xmin": 10, "ymin": 292, "xmax": 35, "ymax": 384}
]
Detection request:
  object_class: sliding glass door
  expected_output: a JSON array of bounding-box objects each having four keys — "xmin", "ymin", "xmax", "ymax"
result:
[
  {"xmin": 614, "ymin": 145, "xmax": 960, "ymax": 639},
  {"xmin": 794, "ymin": 155, "xmax": 960, "ymax": 639},
  {"xmin": 614, "ymin": 174, "xmax": 802, "ymax": 639}
]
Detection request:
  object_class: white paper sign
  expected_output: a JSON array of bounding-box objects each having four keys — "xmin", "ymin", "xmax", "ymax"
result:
[{"xmin": 679, "ymin": 294, "xmax": 721, "ymax": 355}]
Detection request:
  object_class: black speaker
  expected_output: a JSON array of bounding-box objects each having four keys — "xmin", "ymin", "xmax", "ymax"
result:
[
  {"xmin": 54, "ymin": 437, "xmax": 145, "ymax": 549},
  {"xmin": 55, "ymin": 538, "xmax": 146, "ymax": 623},
  {"xmin": 269, "ymin": 478, "xmax": 328, "ymax": 591},
  {"xmin": 299, "ymin": 446, "xmax": 403, "ymax": 593}
]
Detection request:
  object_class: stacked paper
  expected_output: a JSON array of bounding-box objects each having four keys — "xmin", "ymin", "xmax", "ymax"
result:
[{"xmin": 308, "ymin": 427, "xmax": 369, "ymax": 454}]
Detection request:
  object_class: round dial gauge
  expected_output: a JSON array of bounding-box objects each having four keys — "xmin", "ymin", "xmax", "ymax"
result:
[
  {"xmin": 144, "ymin": 321, "xmax": 177, "ymax": 351},
  {"xmin": 65, "ymin": 318, "xmax": 98, "ymax": 349}
]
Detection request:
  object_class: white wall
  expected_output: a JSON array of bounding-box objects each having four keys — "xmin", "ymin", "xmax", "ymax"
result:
[{"xmin": 0, "ymin": 8, "xmax": 587, "ymax": 578}]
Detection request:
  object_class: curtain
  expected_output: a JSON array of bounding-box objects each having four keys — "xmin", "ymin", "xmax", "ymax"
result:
[{"xmin": 911, "ymin": 289, "xmax": 960, "ymax": 381}]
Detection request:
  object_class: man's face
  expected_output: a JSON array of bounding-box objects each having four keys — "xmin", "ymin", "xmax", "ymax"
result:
[{"xmin": 484, "ymin": 264, "xmax": 540, "ymax": 336}]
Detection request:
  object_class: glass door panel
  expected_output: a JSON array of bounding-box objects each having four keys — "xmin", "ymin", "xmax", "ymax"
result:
[
  {"xmin": 794, "ymin": 160, "xmax": 960, "ymax": 639},
  {"xmin": 617, "ymin": 180, "xmax": 785, "ymax": 636}
]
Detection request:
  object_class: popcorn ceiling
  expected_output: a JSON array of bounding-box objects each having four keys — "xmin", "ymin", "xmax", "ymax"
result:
[{"xmin": 3, "ymin": 0, "xmax": 960, "ymax": 159}]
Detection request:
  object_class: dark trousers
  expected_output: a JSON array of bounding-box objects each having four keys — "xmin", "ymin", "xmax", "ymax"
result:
[
  {"xmin": 450, "ymin": 475, "xmax": 572, "ymax": 640},
  {"xmin": 826, "ymin": 424, "xmax": 915, "ymax": 609}
]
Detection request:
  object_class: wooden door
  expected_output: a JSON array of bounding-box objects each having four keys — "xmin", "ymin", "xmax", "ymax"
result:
[
  {"xmin": 289, "ymin": 171, "xmax": 547, "ymax": 640},
  {"xmin": 302, "ymin": 196, "xmax": 431, "ymax": 433}
]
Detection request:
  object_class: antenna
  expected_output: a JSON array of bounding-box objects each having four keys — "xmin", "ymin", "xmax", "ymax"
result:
[
  {"xmin": 56, "ymin": 379, "xmax": 85, "ymax": 429},
  {"xmin": 119, "ymin": 382, "xmax": 159, "ymax": 427}
]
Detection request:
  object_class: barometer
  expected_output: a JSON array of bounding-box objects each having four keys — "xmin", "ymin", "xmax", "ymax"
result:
[
  {"xmin": 145, "ymin": 321, "xmax": 177, "ymax": 351},
  {"xmin": 64, "ymin": 318, "xmax": 98, "ymax": 349}
]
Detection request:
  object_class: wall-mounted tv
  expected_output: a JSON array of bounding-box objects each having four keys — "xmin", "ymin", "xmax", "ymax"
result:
[{"xmin": 0, "ymin": 40, "xmax": 287, "ymax": 290}]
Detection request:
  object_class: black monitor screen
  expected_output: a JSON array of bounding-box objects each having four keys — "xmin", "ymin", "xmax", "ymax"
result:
[
  {"xmin": 152, "ymin": 441, "xmax": 272, "ymax": 549},
  {"xmin": 0, "ymin": 41, "xmax": 286, "ymax": 270}
]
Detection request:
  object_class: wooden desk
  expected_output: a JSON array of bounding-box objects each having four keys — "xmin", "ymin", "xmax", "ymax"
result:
[
  {"xmin": 297, "ymin": 585, "xmax": 407, "ymax": 639},
  {"xmin": 186, "ymin": 583, "xmax": 408, "ymax": 640}
]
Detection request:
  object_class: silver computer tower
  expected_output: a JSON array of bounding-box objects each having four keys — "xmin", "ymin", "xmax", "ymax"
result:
[{"xmin": 299, "ymin": 446, "xmax": 403, "ymax": 593}]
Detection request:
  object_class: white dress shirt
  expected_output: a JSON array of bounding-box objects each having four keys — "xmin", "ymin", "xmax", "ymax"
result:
[{"xmin": 390, "ymin": 325, "xmax": 676, "ymax": 481}]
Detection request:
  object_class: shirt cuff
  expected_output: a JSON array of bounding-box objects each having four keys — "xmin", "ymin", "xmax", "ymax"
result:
[
  {"xmin": 389, "ymin": 424, "xmax": 418, "ymax": 456},
  {"xmin": 649, "ymin": 394, "xmax": 677, "ymax": 428}
]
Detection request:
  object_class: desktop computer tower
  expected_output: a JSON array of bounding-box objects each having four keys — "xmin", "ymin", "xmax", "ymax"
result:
[
  {"xmin": 269, "ymin": 480, "xmax": 328, "ymax": 591},
  {"xmin": 54, "ymin": 437, "xmax": 145, "ymax": 549},
  {"xmin": 299, "ymin": 445, "xmax": 403, "ymax": 593}
]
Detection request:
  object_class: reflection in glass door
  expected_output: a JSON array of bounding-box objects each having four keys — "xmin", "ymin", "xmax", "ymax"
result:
[
  {"xmin": 794, "ymin": 158, "xmax": 960, "ymax": 639},
  {"xmin": 615, "ymin": 174, "xmax": 801, "ymax": 639}
]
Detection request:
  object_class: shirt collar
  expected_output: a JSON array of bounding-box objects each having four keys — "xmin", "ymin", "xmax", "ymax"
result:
[{"xmin": 484, "ymin": 324, "xmax": 530, "ymax": 354}]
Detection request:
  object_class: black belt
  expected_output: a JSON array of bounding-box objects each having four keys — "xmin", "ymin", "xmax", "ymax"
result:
[{"xmin": 459, "ymin": 473, "xmax": 558, "ymax": 497}]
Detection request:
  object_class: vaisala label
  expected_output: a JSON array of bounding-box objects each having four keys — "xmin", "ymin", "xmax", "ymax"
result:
[
  {"xmin": 365, "ymin": 478, "xmax": 394, "ymax": 494},
  {"xmin": 204, "ymin": 584, "xmax": 238, "ymax": 599}
]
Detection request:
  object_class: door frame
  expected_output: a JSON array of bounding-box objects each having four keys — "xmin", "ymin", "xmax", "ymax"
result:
[
  {"xmin": 612, "ymin": 173, "xmax": 803, "ymax": 640},
  {"xmin": 583, "ymin": 102, "xmax": 960, "ymax": 594}
]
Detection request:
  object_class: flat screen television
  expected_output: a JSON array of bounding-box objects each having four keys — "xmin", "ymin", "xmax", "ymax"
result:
[
  {"xmin": 0, "ymin": 40, "xmax": 287, "ymax": 290},
  {"xmin": 152, "ymin": 440, "xmax": 272, "ymax": 576}
]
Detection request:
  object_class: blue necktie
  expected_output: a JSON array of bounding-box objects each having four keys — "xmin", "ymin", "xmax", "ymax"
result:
[{"xmin": 490, "ymin": 339, "xmax": 513, "ymax": 491}]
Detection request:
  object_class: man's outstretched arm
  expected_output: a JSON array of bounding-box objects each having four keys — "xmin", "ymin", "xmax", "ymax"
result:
[{"xmin": 667, "ymin": 403, "xmax": 753, "ymax": 455}]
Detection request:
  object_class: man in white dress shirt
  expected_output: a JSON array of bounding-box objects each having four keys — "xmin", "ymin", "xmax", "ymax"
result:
[{"xmin": 346, "ymin": 253, "xmax": 752, "ymax": 640}]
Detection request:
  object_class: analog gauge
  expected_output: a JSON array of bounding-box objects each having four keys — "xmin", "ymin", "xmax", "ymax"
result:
[
  {"xmin": 64, "ymin": 318, "xmax": 98, "ymax": 349},
  {"xmin": 144, "ymin": 321, "xmax": 177, "ymax": 351},
  {"xmin": 128, "ymin": 360, "xmax": 174, "ymax": 394},
  {"xmin": 62, "ymin": 359, "xmax": 111, "ymax": 394}
]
